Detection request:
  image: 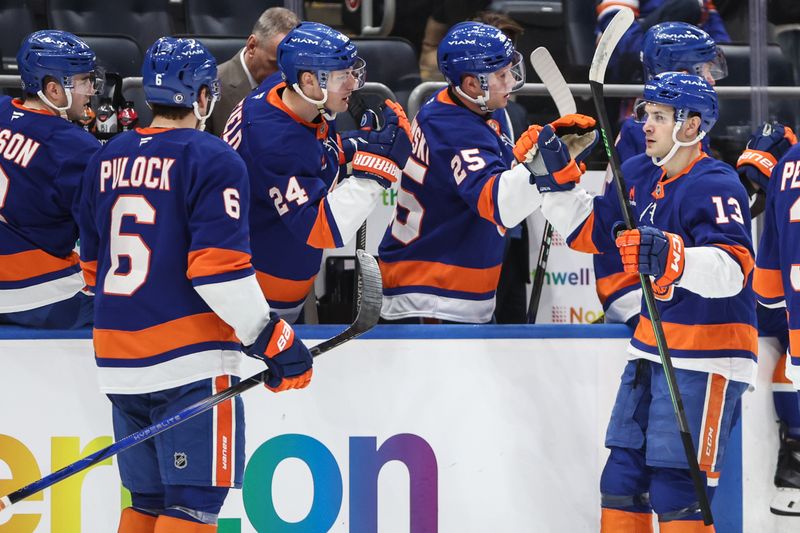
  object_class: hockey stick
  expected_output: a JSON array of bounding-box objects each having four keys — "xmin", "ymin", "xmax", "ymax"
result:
[
  {"xmin": 0, "ymin": 250, "xmax": 382, "ymax": 512},
  {"xmin": 351, "ymin": 106, "xmax": 380, "ymax": 319},
  {"xmin": 589, "ymin": 8, "xmax": 713, "ymax": 525},
  {"xmin": 527, "ymin": 47, "xmax": 577, "ymax": 323}
]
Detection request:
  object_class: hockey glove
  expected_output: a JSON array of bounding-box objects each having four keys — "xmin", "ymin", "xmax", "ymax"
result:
[
  {"xmin": 533, "ymin": 124, "xmax": 585, "ymax": 193},
  {"xmin": 243, "ymin": 315, "xmax": 313, "ymax": 392},
  {"xmin": 351, "ymin": 101, "xmax": 413, "ymax": 188},
  {"xmin": 615, "ymin": 226, "xmax": 685, "ymax": 288},
  {"xmin": 340, "ymin": 109, "xmax": 381, "ymax": 163},
  {"xmin": 548, "ymin": 114, "xmax": 599, "ymax": 166},
  {"xmin": 737, "ymin": 122, "xmax": 797, "ymax": 190}
]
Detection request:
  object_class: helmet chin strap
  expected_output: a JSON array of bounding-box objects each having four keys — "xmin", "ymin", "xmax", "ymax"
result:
[
  {"xmin": 455, "ymin": 85, "xmax": 492, "ymax": 113},
  {"xmin": 292, "ymin": 83, "xmax": 337, "ymax": 121},
  {"xmin": 193, "ymin": 97, "xmax": 216, "ymax": 131},
  {"xmin": 37, "ymin": 88, "xmax": 72, "ymax": 120},
  {"xmin": 652, "ymin": 121, "xmax": 706, "ymax": 167}
]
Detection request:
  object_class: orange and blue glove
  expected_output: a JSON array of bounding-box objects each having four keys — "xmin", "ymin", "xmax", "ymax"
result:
[
  {"xmin": 737, "ymin": 122, "xmax": 797, "ymax": 190},
  {"xmin": 349, "ymin": 99, "xmax": 413, "ymax": 188},
  {"xmin": 244, "ymin": 315, "xmax": 313, "ymax": 392},
  {"xmin": 515, "ymin": 114, "xmax": 598, "ymax": 192},
  {"xmin": 615, "ymin": 225, "xmax": 685, "ymax": 288}
]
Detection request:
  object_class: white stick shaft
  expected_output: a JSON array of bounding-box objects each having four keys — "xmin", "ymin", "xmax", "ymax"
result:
[
  {"xmin": 589, "ymin": 7, "xmax": 635, "ymax": 84},
  {"xmin": 530, "ymin": 47, "xmax": 577, "ymax": 116}
]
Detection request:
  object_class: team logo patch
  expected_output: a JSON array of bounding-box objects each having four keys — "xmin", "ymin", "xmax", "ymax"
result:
[{"xmin": 174, "ymin": 452, "xmax": 188, "ymax": 469}]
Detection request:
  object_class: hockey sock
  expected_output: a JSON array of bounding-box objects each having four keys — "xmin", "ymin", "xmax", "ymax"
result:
[
  {"xmin": 118, "ymin": 507, "xmax": 157, "ymax": 533},
  {"xmin": 154, "ymin": 515, "xmax": 216, "ymax": 532}
]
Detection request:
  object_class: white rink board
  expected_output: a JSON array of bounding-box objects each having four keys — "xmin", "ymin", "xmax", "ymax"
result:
[{"xmin": 0, "ymin": 327, "xmax": 791, "ymax": 532}]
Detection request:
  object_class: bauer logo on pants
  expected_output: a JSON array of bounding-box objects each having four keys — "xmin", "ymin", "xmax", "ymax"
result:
[{"xmin": 174, "ymin": 452, "xmax": 188, "ymax": 469}]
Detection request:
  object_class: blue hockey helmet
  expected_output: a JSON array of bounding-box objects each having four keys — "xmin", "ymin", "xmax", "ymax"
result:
[
  {"xmin": 641, "ymin": 22, "xmax": 726, "ymax": 81},
  {"xmin": 641, "ymin": 72, "xmax": 719, "ymax": 133},
  {"xmin": 277, "ymin": 22, "xmax": 366, "ymax": 90},
  {"xmin": 437, "ymin": 22, "xmax": 525, "ymax": 91},
  {"xmin": 142, "ymin": 37, "xmax": 219, "ymax": 108},
  {"xmin": 17, "ymin": 30, "xmax": 99, "ymax": 94}
]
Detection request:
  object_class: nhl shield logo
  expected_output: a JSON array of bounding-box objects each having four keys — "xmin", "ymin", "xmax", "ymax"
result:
[{"xmin": 174, "ymin": 452, "xmax": 188, "ymax": 469}]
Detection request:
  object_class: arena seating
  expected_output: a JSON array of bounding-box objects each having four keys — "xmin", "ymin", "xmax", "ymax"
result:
[
  {"xmin": 78, "ymin": 34, "xmax": 143, "ymax": 78},
  {"xmin": 47, "ymin": 0, "xmax": 173, "ymax": 53},
  {"xmin": 352, "ymin": 37, "xmax": 420, "ymax": 108},
  {"xmin": 0, "ymin": 0, "xmax": 36, "ymax": 73},
  {"xmin": 712, "ymin": 42, "xmax": 799, "ymax": 166}
]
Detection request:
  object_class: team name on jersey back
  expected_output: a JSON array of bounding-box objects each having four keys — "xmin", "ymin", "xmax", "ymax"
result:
[{"xmin": 99, "ymin": 156, "xmax": 175, "ymax": 192}]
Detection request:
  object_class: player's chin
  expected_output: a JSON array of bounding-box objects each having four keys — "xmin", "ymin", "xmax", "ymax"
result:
[
  {"xmin": 492, "ymin": 94, "xmax": 511, "ymax": 109},
  {"xmin": 328, "ymin": 93, "xmax": 351, "ymax": 112}
]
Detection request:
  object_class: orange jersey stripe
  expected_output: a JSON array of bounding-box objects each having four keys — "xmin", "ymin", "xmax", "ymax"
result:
[
  {"xmin": 477, "ymin": 175, "xmax": 498, "ymax": 224},
  {"xmin": 773, "ymin": 353, "xmax": 793, "ymax": 385},
  {"xmin": 600, "ymin": 508, "xmax": 653, "ymax": 533},
  {"xmin": 380, "ymin": 259, "xmax": 502, "ymax": 293},
  {"xmin": 753, "ymin": 267, "xmax": 784, "ymax": 300},
  {"xmin": 306, "ymin": 199, "xmax": 337, "ymax": 249},
  {"xmin": 0, "ymin": 249, "xmax": 79, "ymax": 282},
  {"xmin": 658, "ymin": 519, "xmax": 714, "ymax": 532},
  {"xmin": 596, "ymin": 270, "xmax": 639, "ymax": 304},
  {"xmin": 714, "ymin": 243, "xmax": 754, "ymax": 283},
  {"xmin": 255, "ymin": 270, "xmax": 315, "ymax": 304},
  {"xmin": 94, "ymin": 312, "xmax": 238, "ymax": 360},
  {"xmin": 698, "ymin": 374, "xmax": 727, "ymax": 472},
  {"xmin": 80, "ymin": 260, "xmax": 98, "ymax": 288},
  {"xmin": 187, "ymin": 248, "xmax": 252, "ymax": 279},
  {"xmin": 634, "ymin": 316, "xmax": 758, "ymax": 354},
  {"xmin": 789, "ymin": 330, "xmax": 800, "ymax": 359},
  {"xmin": 569, "ymin": 212, "xmax": 600, "ymax": 254},
  {"xmin": 214, "ymin": 375, "xmax": 234, "ymax": 487}
]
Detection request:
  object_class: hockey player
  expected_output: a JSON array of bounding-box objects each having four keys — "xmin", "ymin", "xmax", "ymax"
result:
[
  {"xmin": 748, "ymin": 122, "xmax": 800, "ymax": 515},
  {"xmin": 77, "ymin": 37, "xmax": 313, "ymax": 532},
  {"xmin": 0, "ymin": 30, "xmax": 102, "ymax": 328},
  {"xmin": 595, "ymin": 22, "xmax": 726, "ymax": 327},
  {"xmin": 595, "ymin": 0, "xmax": 729, "ymax": 84},
  {"xmin": 377, "ymin": 21, "xmax": 545, "ymax": 324},
  {"xmin": 523, "ymin": 72, "xmax": 754, "ymax": 531},
  {"xmin": 224, "ymin": 21, "xmax": 411, "ymax": 323}
]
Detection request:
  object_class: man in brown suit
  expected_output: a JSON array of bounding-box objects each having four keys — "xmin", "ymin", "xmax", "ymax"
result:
[{"xmin": 205, "ymin": 7, "xmax": 299, "ymax": 136}]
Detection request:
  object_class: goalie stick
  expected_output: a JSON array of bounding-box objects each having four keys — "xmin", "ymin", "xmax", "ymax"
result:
[
  {"xmin": 527, "ymin": 47, "xmax": 577, "ymax": 323},
  {"xmin": 0, "ymin": 250, "xmax": 382, "ymax": 512},
  {"xmin": 589, "ymin": 8, "xmax": 713, "ymax": 525}
]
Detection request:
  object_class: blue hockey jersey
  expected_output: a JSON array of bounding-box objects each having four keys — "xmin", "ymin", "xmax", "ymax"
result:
[
  {"xmin": 0, "ymin": 97, "xmax": 99, "ymax": 313},
  {"xmin": 378, "ymin": 88, "xmax": 539, "ymax": 323},
  {"xmin": 552, "ymin": 152, "xmax": 756, "ymax": 383},
  {"xmin": 595, "ymin": 118, "xmax": 712, "ymax": 323},
  {"xmin": 754, "ymin": 143, "xmax": 800, "ymax": 386},
  {"xmin": 227, "ymin": 81, "xmax": 350, "ymax": 322},
  {"xmin": 78, "ymin": 127, "xmax": 258, "ymax": 393}
]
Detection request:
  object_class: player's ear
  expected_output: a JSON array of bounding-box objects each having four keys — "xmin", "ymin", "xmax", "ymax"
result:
[
  {"xmin": 460, "ymin": 74, "xmax": 479, "ymax": 95},
  {"xmin": 42, "ymin": 76, "xmax": 62, "ymax": 99},
  {"xmin": 299, "ymin": 71, "xmax": 316, "ymax": 90},
  {"xmin": 685, "ymin": 115, "xmax": 702, "ymax": 138},
  {"xmin": 198, "ymin": 86, "xmax": 209, "ymax": 110}
]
